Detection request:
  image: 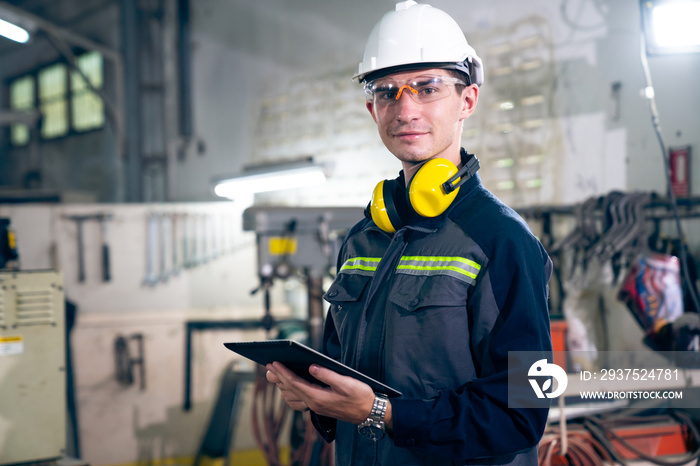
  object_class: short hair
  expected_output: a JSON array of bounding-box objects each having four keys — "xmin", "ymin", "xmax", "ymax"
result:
[{"xmin": 446, "ymin": 69, "xmax": 469, "ymax": 92}]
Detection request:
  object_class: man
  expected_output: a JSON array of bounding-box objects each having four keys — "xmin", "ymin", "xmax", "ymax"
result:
[{"xmin": 266, "ymin": 1, "xmax": 553, "ymax": 464}]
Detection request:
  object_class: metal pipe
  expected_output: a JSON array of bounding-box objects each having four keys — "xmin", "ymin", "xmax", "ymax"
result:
[
  {"xmin": 177, "ymin": 0, "xmax": 192, "ymax": 138},
  {"xmin": 120, "ymin": 0, "xmax": 142, "ymax": 201},
  {"xmin": 307, "ymin": 274, "xmax": 325, "ymax": 351},
  {"xmin": 182, "ymin": 319, "xmax": 307, "ymax": 411}
]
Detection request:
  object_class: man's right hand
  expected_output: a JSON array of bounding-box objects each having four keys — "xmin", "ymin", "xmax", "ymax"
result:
[{"xmin": 265, "ymin": 361, "xmax": 389, "ymax": 427}]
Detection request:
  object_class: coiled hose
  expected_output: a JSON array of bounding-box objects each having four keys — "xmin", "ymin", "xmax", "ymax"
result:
[
  {"xmin": 540, "ymin": 409, "xmax": 700, "ymax": 466},
  {"xmin": 251, "ymin": 365, "xmax": 333, "ymax": 465}
]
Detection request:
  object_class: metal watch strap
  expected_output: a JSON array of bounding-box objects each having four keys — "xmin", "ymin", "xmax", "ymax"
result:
[
  {"xmin": 369, "ymin": 393, "xmax": 388, "ymax": 421},
  {"xmin": 357, "ymin": 393, "xmax": 389, "ymax": 441}
]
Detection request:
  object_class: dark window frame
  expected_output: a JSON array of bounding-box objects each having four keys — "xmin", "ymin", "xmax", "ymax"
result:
[{"xmin": 4, "ymin": 49, "xmax": 106, "ymax": 148}]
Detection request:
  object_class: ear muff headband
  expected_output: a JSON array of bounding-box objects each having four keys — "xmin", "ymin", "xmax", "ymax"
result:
[
  {"xmin": 443, "ymin": 152, "xmax": 480, "ymax": 194},
  {"xmin": 408, "ymin": 159, "xmax": 461, "ymax": 218},
  {"xmin": 371, "ymin": 180, "xmax": 404, "ymax": 234},
  {"xmin": 408, "ymin": 154, "xmax": 480, "ymax": 218},
  {"xmin": 371, "ymin": 153, "xmax": 480, "ymax": 233}
]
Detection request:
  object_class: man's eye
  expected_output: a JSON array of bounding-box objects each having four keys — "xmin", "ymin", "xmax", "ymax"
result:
[
  {"xmin": 376, "ymin": 90, "xmax": 398, "ymax": 100},
  {"xmin": 418, "ymin": 86, "xmax": 439, "ymax": 95}
]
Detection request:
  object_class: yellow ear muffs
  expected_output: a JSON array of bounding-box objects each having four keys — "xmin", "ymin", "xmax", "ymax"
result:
[
  {"xmin": 371, "ymin": 179, "xmax": 404, "ymax": 234},
  {"xmin": 370, "ymin": 152, "xmax": 480, "ymax": 231},
  {"xmin": 407, "ymin": 158, "xmax": 461, "ymax": 218}
]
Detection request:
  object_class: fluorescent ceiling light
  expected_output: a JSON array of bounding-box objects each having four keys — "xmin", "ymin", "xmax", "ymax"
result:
[
  {"xmin": 642, "ymin": 0, "xmax": 700, "ymax": 54},
  {"xmin": 653, "ymin": 2, "xmax": 700, "ymax": 47},
  {"xmin": 0, "ymin": 17, "xmax": 30, "ymax": 43},
  {"xmin": 214, "ymin": 163, "xmax": 326, "ymax": 200}
]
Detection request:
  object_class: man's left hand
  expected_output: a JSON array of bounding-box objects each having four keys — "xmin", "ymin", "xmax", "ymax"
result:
[{"xmin": 265, "ymin": 361, "xmax": 378, "ymax": 425}]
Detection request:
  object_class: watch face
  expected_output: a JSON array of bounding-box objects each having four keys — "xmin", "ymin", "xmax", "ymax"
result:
[{"xmin": 358, "ymin": 423, "xmax": 385, "ymax": 441}]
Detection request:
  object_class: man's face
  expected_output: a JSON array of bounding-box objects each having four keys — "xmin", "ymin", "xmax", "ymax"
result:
[{"xmin": 365, "ymin": 68, "xmax": 478, "ymax": 167}]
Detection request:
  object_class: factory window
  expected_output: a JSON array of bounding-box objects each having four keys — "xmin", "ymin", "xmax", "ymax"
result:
[
  {"xmin": 38, "ymin": 62, "xmax": 69, "ymax": 139},
  {"xmin": 71, "ymin": 51, "xmax": 104, "ymax": 131},
  {"xmin": 6, "ymin": 51, "xmax": 105, "ymax": 145},
  {"xmin": 9, "ymin": 75, "xmax": 35, "ymax": 146}
]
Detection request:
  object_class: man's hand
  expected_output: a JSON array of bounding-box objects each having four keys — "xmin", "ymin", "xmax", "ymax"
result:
[{"xmin": 265, "ymin": 362, "xmax": 391, "ymax": 427}]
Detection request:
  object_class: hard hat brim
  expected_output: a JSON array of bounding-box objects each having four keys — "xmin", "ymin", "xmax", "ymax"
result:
[{"xmin": 354, "ymin": 61, "xmax": 471, "ymax": 84}]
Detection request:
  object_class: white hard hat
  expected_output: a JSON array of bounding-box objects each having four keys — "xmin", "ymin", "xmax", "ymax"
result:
[{"xmin": 354, "ymin": 0, "xmax": 484, "ymax": 86}]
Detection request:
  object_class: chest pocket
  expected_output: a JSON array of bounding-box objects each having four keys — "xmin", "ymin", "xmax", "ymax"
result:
[
  {"xmin": 323, "ymin": 273, "xmax": 372, "ymax": 364},
  {"xmin": 390, "ymin": 254, "xmax": 479, "ymax": 311},
  {"xmin": 389, "ymin": 273, "xmax": 471, "ymax": 312}
]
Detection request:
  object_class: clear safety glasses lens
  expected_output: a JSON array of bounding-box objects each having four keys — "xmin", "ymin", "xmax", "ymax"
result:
[{"xmin": 365, "ymin": 75, "xmax": 466, "ymax": 106}]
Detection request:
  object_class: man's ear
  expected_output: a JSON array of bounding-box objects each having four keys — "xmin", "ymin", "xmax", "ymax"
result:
[
  {"xmin": 459, "ymin": 84, "xmax": 479, "ymax": 120},
  {"xmin": 366, "ymin": 101, "xmax": 379, "ymax": 123}
]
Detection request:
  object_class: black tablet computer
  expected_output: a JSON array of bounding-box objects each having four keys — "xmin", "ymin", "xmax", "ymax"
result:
[{"xmin": 224, "ymin": 339, "xmax": 402, "ymax": 397}]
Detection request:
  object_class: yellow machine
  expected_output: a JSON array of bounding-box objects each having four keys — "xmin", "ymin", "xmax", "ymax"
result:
[{"xmin": 0, "ymin": 270, "xmax": 66, "ymax": 465}]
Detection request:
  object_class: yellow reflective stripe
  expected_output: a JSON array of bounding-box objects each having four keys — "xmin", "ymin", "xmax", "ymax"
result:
[
  {"xmin": 396, "ymin": 264, "xmax": 478, "ymax": 279},
  {"xmin": 400, "ymin": 255, "xmax": 481, "ymax": 271},
  {"xmin": 339, "ymin": 256, "xmax": 481, "ymax": 281},
  {"xmin": 397, "ymin": 255, "xmax": 481, "ymax": 282},
  {"xmin": 339, "ymin": 257, "xmax": 381, "ymax": 273}
]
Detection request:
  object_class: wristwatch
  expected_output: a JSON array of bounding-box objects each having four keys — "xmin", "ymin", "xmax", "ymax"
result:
[{"xmin": 357, "ymin": 393, "xmax": 388, "ymax": 441}]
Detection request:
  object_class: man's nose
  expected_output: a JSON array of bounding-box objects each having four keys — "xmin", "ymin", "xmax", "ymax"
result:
[{"xmin": 395, "ymin": 87, "xmax": 420, "ymax": 120}]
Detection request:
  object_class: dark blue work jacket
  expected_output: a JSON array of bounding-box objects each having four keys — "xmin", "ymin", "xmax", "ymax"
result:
[{"xmin": 313, "ymin": 167, "xmax": 553, "ymax": 465}]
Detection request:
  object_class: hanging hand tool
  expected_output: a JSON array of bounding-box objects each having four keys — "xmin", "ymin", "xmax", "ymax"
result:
[
  {"xmin": 221, "ymin": 213, "xmax": 231, "ymax": 255},
  {"xmin": 158, "ymin": 213, "xmax": 170, "ymax": 283},
  {"xmin": 210, "ymin": 214, "xmax": 219, "ymax": 260},
  {"xmin": 182, "ymin": 213, "xmax": 191, "ymax": 269},
  {"xmin": 97, "ymin": 213, "xmax": 114, "ymax": 282},
  {"xmin": 189, "ymin": 213, "xmax": 199, "ymax": 267},
  {"xmin": 200, "ymin": 214, "xmax": 209, "ymax": 265},
  {"xmin": 142, "ymin": 213, "xmax": 160, "ymax": 287},
  {"xmin": 170, "ymin": 213, "xmax": 181, "ymax": 277},
  {"xmin": 186, "ymin": 213, "xmax": 198, "ymax": 268},
  {"xmin": 63, "ymin": 213, "xmax": 113, "ymax": 283},
  {"xmin": 69, "ymin": 216, "xmax": 87, "ymax": 283}
]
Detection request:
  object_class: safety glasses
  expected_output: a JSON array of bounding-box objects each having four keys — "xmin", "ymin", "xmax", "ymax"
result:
[{"xmin": 364, "ymin": 75, "xmax": 466, "ymax": 108}]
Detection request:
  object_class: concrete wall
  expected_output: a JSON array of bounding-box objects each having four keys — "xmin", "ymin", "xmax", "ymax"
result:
[{"xmin": 71, "ymin": 308, "xmax": 272, "ymax": 465}]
